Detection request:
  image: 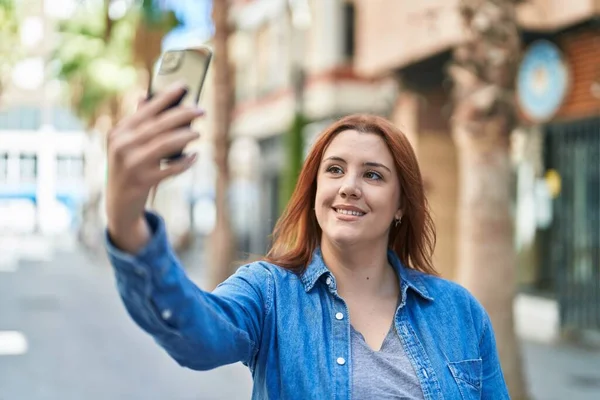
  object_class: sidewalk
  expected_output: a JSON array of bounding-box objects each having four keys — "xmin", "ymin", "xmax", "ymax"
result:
[{"xmin": 522, "ymin": 340, "xmax": 600, "ymax": 400}]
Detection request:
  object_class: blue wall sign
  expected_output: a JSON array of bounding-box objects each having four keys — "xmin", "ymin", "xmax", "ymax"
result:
[{"xmin": 517, "ymin": 40, "xmax": 570, "ymax": 123}]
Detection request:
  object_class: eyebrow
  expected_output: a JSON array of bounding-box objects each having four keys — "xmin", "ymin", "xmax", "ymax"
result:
[{"xmin": 323, "ymin": 156, "xmax": 392, "ymax": 173}]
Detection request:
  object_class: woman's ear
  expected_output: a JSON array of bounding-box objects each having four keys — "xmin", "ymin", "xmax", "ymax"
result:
[
  {"xmin": 397, "ymin": 191, "xmax": 405, "ymax": 219},
  {"xmin": 395, "ymin": 209, "xmax": 403, "ymax": 221}
]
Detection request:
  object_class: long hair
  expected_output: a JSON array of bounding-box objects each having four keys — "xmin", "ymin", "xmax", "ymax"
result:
[{"xmin": 265, "ymin": 114, "xmax": 437, "ymax": 276}]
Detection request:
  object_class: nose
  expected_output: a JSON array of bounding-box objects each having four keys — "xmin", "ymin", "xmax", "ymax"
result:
[{"xmin": 338, "ymin": 175, "xmax": 362, "ymax": 199}]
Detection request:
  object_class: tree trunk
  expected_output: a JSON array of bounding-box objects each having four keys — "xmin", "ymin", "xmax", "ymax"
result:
[
  {"xmin": 103, "ymin": 0, "xmax": 113, "ymax": 42},
  {"xmin": 208, "ymin": 0, "xmax": 235, "ymax": 289},
  {"xmin": 449, "ymin": 0, "xmax": 528, "ymax": 398}
]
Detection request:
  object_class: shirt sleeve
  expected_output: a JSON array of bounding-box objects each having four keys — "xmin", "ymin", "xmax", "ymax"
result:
[
  {"xmin": 479, "ymin": 310, "xmax": 510, "ymax": 399},
  {"xmin": 105, "ymin": 211, "xmax": 273, "ymax": 371}
]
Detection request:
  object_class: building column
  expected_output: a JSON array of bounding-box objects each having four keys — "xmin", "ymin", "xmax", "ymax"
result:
[
  {"xmin": 322, "ymin": 0, "xmax": 344, "ymax": 68},
  {"xmin": 36, "ymin": 125, "xmax": 56, "ymax": 234},
  {"xmin": 391, "ymin": 90, "xmax": 420, "ymax": 153}
]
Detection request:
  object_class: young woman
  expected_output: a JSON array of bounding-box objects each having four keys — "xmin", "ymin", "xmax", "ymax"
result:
[{"xmin": 105, "ymin": 83, "xmax": 509, "ymax": 399}]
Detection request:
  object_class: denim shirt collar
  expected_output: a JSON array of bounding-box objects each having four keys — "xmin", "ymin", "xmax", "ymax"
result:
[{"xmin": 300, "ymin": 248, "xmax": 434, "ymax": 303}]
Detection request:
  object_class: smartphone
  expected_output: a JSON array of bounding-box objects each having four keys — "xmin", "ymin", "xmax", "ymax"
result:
[{"xmin": 148, "ymin": 45, "xmax": 213, "ymax": 160}]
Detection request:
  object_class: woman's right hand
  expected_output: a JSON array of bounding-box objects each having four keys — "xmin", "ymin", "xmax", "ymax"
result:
[{"xmin": 105, "ymin": 83, "xmax": 203, "ymax": 253}]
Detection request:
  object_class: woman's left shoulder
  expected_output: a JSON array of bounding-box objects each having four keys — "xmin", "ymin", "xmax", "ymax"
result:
[{"xmin": 416, "ymin": 272, "xmax": 488, "ymax": 318}]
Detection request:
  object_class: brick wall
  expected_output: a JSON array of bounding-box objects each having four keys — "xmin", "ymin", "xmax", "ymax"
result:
[{"xmin": 555, "ymin": 27, "xmax": 600, "ymax": 120}]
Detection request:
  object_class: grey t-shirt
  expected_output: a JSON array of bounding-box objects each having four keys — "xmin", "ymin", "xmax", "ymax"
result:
[{"xmin": 351, "ymin": 324, "xmax": 425, "ymax": 399}]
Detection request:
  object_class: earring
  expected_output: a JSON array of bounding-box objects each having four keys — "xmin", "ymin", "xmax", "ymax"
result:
[{"xmin": 394, "ymin": 216, "xmax": 402, "ymax": 227}]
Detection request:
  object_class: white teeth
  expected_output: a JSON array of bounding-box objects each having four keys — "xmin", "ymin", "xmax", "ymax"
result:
[{"xmin": 335, "ymin": 208, "xmax": 365, "ymax": 216}]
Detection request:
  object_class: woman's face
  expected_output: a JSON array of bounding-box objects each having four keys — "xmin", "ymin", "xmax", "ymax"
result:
[{"xmin": 315, "ymin": 129, "xmax": 402, "ymax": 248}]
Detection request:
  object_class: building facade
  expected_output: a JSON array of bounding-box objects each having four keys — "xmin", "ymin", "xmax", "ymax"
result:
[
  {"xmin": 229, "ymin": 0, "xmax": 397, "ymax": 255},
  {"xmin": 0, "ymin": 0, "xmax": 86, "ymax": 235},
  {"xmin": 353, "ymin": 0, "xmax": 600, "ymax": 341}
]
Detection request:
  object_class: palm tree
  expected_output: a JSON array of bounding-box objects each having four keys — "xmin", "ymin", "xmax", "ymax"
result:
[
  {"xmin": 54, "ymin": 1, "xmax": 176, "ymax": 127},
  {"xmin": 448, "ymin": 0, "xmax": 528, "ymax": 398},
  {"xmin": 207, "ymin": 0, "xmax": 235, "ymax": 288},
  {"xmin": 53, "ymin": 6, "xmax": 138, "ymax": 128}
]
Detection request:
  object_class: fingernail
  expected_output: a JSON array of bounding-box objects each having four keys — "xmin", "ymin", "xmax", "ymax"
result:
[
  {"xmin": 195, "ymin": 108, "xmax": 205, "ymax": 115},
  {"xmin": 187, "ymin": 153, "xmax": 198, "ymax": 163},
  {"xmin": 169, "ymin": 80, "xmax": 188, "ymax": 91}
]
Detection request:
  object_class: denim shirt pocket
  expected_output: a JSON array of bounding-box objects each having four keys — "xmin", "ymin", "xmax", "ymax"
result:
[{"xmin": 447, "ymin": 358, "xmax": 483, "ymax": 400}]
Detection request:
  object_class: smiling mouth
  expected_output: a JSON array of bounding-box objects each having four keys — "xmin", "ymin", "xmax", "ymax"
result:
[{"xmin": 333, "ymin": 208, "xmax": 366, "ymax": 217}]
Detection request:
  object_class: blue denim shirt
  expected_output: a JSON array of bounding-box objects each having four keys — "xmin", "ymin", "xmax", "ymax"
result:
[{"xmin": 106, "ymin": 212, "xmax": 509, "ymax": 400}]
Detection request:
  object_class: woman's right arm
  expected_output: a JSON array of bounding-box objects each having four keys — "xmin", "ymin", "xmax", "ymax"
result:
[
  {"xmin": 106, "ymin": 211, "xmax": 272, "ymax": 371},
  {"xmin": 104, "ymin": 84, "xmax": 271, "ymax": 370}
]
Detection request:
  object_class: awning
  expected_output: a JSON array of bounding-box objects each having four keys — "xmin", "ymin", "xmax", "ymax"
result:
[
  {"xmin": 352, "ymin": 0, "xmax": 599, "ymax": 77},
  {"xmin": 353, "ymin": 0, "xmax": 464, "ymax": 77}
]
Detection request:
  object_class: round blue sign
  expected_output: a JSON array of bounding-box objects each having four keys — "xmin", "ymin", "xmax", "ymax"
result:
[{"xmin": 517, "ymin": 40, "xmax": 570, "ymax": 122}]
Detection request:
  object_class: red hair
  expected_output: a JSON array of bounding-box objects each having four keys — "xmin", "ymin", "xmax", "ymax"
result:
[{"xmin": 265, "ymin": 114, "xmax": 437, "ymax": 276}]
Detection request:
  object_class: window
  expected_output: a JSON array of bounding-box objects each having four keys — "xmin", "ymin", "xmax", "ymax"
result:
[
  {"xmin": 256, "ymin": 24, "xmax": 271, "ymax": 95},
  {"xmin": 0, "ymin": 153, "xmax": 8, "ymax": 184},
  {"xmin": 19, "ymin": 154, "xmax": 37, "ymax": 184},
  {"xmin": 233, "ymin": 31, "xmax": 255, "ymax": 102},
  {"xmin": 271, "ymin": 14, "xmax": 291, "ymax": 89},
  {"xmin": 304, "ymin": 0, "xmax": 323, "ymax": 69},
  {"xmin": 256, "ymin": 19, "xmax": 290, "ymax": 96},
  {"xmin": 343, "ymin": 1, "xmax": 355, "ymax": 60},
  {"xmin": 56, "ymin": 155, "xmax": 84, "ymax": 184}
]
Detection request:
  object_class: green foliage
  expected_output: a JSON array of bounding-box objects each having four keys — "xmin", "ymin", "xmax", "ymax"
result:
[
  {"xmin": 141, "ymin": 0, "xmax": 179, "ymax": 31},
  {"xmin": 51, "ymin": 3, "xmax": 139, "ymax": 126},
  {"xmin": 51, "ymin": 1, "xmax": 177, "ymax": 128},
  {"xmin": 0, "ymin": 0, "xmax": 20, "ymax": 98},
  {"xmin": 279, "ymin": 112, "xmax": 308, "ymax": 215}
]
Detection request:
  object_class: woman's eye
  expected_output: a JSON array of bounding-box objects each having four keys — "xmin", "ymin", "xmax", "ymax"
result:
[
  {"xmin": 365, "ymin": 171, "xmax": 383, "ymax": 180},
  {"xmin": 326, "ymin": 166, "xmax": 343, "ymax": 174}
]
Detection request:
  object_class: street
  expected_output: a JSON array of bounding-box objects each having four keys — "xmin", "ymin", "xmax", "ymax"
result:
[
  {"xmin": 1, "ymin": 235, "xmax": 599, "ymax": 400},
  {"xmin": 0, "ymin": 235, "xmax": 252, "ymax": 400}
]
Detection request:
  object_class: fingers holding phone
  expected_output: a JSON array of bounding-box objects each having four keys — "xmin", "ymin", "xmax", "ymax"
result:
[
  {"xmin": 134, "ymin": 98, "xmax": 204, "ymax": 150},
  {"xmin": 106, "ymin": 84, "xmax": 201, "ymax": 248},
  {"xmin": 105, "ymin": 45, "xmax": 213, "ymax": 252},
  {"xmin": 147, "ymin": 46, "xmax": 212, "ymax": 160}
]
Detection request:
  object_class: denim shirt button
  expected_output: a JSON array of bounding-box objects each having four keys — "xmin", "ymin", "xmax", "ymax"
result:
[
  {"xmin": 161, "ymin": 309, "xmax": 172, "ymax": 320},
  {"xmin": 335, "ymin": 312, "xmax": 344, "ymax": 320},
  {"xmin": 325, "ymin": 277, "xmax": 332, "ymax": 286},
  {"xmin": 336, "ymin": 357, "xmax": 346, "ymax": 366}
]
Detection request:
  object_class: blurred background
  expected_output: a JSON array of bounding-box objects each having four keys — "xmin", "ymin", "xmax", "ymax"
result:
[{"xmin": 0, "ymin": 0, "xmax": 598, "ymax": 399}]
